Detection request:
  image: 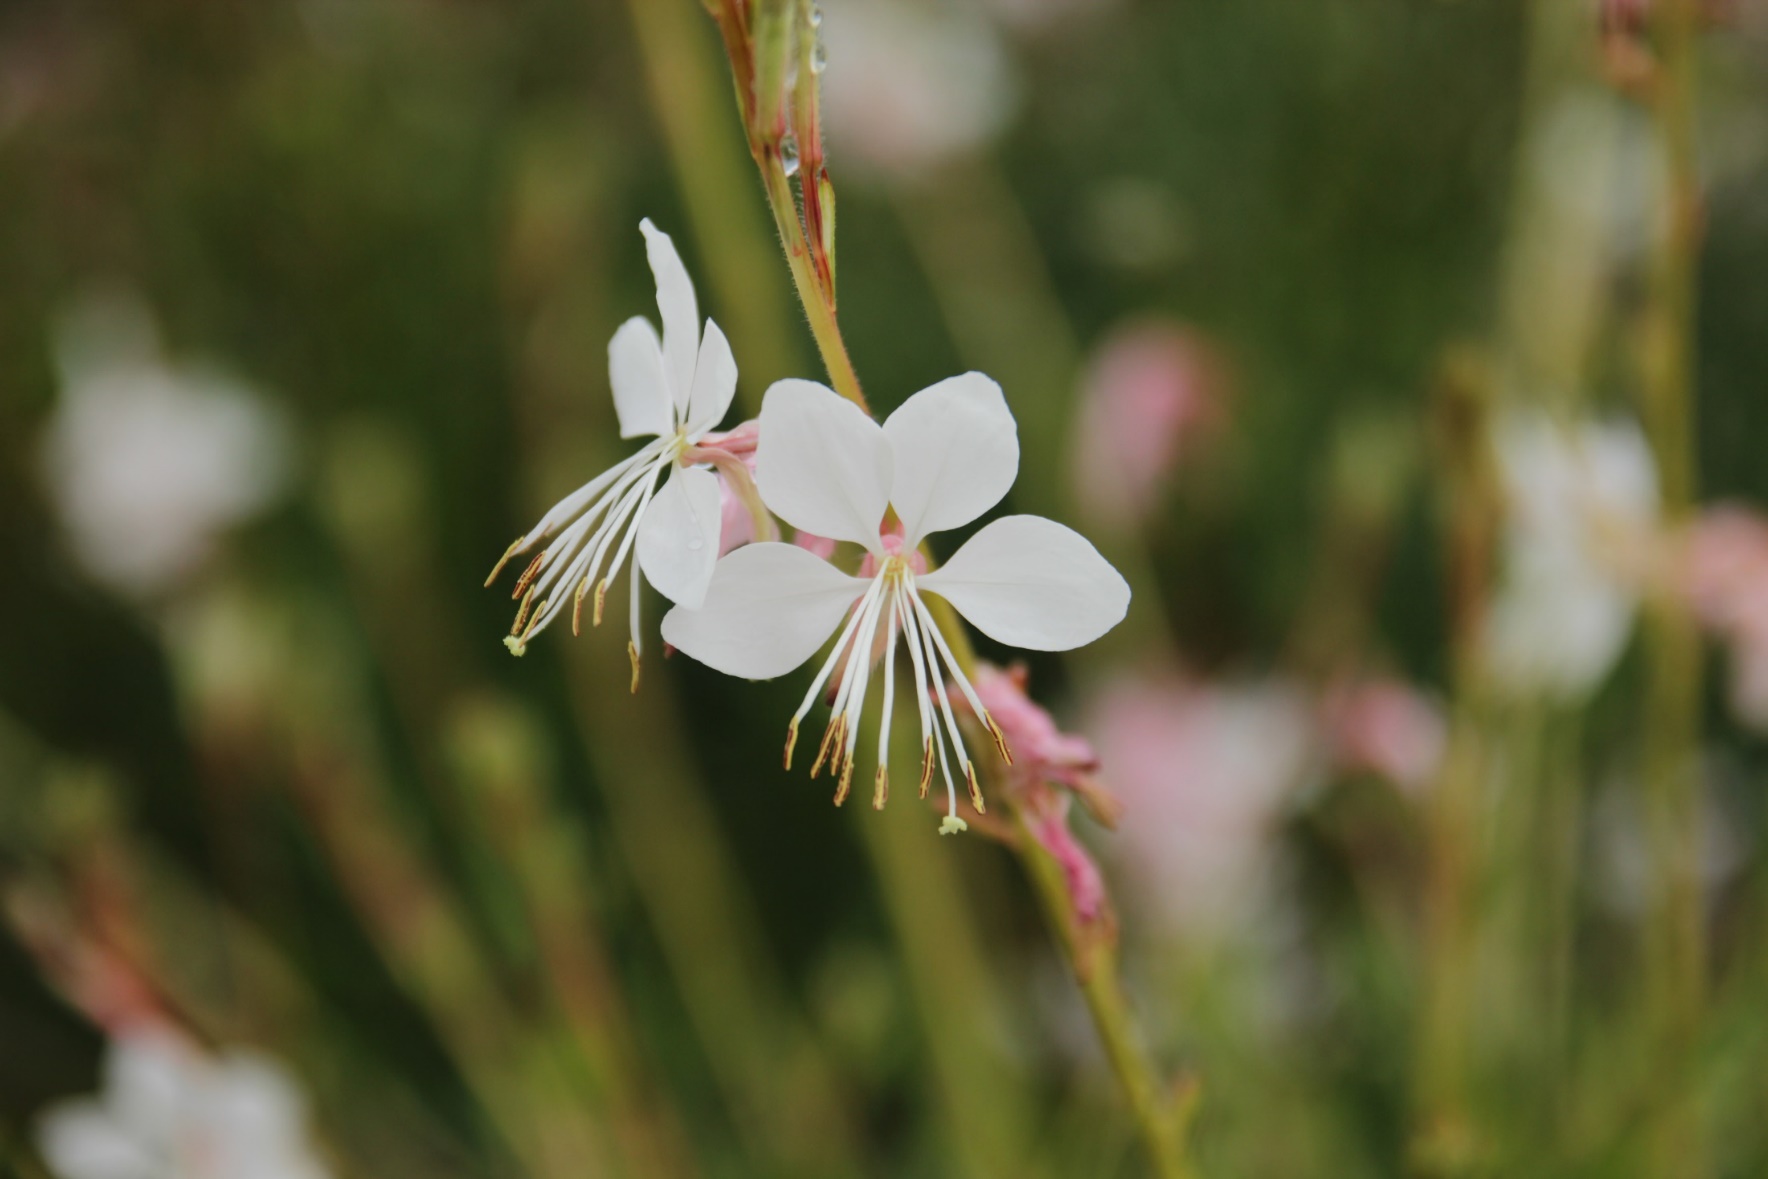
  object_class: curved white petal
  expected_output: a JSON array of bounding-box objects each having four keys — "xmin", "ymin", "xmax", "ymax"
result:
[
  {"xmin": 756, "ymin": 378, "xmax": 892, "ymax": 550},
  {"xmin": 639, "ymin": 219, "xmax": 700, "ymax": 414},
  {"xmin": 686, "ymin": 319, "xmax": 737, "ymax": 434},
  {"xmin": 638, "ymin": 465, "xmax": 723, "ymax": 608},
  {"xmin": 919, "ymin": 515, "xmax": 1129, "ymax": 651},
  {"xmin": 662, "ymin": 542, "xmax": 867, "ymax": 679},
  {"xmin": 37, "ymin": 1103, "xmax": 160, "ymax": 1179},
  {"xmin": 608, "ymin": 317, "xmax": 671, "ymax": 439},
  {"xmin": 883, "ymin": 372, "xmax": 1018, "ymax": 545}
]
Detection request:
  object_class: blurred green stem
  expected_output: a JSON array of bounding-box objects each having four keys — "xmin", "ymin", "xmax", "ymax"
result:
[
  {"xmin": 1639, "ymin": 1, "xmax": 1705, "ymax": 1174},
  {"xmin": 859, "ymin": 781, "xmax": 1042, "ymax": 1179}
]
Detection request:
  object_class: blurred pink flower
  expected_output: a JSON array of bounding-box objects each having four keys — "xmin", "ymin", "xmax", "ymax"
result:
[
  {"xmin": 1682, "ymin": 505, "xmax": 1768, "ymax": 729},
  {"xmin": 1320, "ymin": 676, "xmax": 1448, "ymax": 795},
  {"xmin": 1087, "ymin": 672, "xmax": 1313, "ymax": 934},
  {"xmin": 1070, "ymin": 321, "xmax": 1225, "ymax": 528}
]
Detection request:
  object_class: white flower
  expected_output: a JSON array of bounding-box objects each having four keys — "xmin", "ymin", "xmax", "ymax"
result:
[
  {"xmin": 489, "ymin": 220, "xmax": 746, "ymax": 683},
  {"xmin": 36, "ymin": 1029, "xmax": 331, "ymax": 1179},
  {"xmin": 662, "ymin": 375, "xmax": 1129, "ymax": 832},
  {"xmin": 819, "ymin": 0, "xmax": 1017, "ymax": 179},
  {"xmin": 1483, "ymin": 410, "xmax": 1660, "ymax": 700},
  {"xmin": 42, "ymin": 289, "xmax": 290, "ymax": 598}
]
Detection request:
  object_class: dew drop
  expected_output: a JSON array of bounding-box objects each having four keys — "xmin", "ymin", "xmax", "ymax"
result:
[
  {"xmin": 808, "ymin": 4, "xmax": 822, "ymax": 27},
  {"xmin": 811, "ymin": 36, "xmax": 827, "ymax": 74},
  {"xmin": 780, "ymin": 136, "xmax": 801, "ymax": 177}
]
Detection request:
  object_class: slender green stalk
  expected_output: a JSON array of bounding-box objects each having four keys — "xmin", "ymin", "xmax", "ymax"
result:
[
  {"xmin": 1008, "ymin": 804, "xmax": 1199, "ymax": 1179},
  {"xmin": 1638, "ymin": 2, "xmax": 1705, "ymax": 1174},
  {"xmin": 754, "ymin": 157, "xmax": 867, "ymax": 411}
]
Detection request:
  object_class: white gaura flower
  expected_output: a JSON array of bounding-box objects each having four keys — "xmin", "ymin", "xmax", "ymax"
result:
[
  {"xmin": 488, "ymin": 219, "xmax": 758, "ymax": 687},
  {"xmin": 663, "ymin": 375, "xmax": 1130, "ymax": 833},
  {"xmin": 37, "ymin": 1029, "xmax": 331, "ymax": 1179},
  {"xmin": 1482, "ymin": 410, "xmax": 1659, "ymax": 701}
]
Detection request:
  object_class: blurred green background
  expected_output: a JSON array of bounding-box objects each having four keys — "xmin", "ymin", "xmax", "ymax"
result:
[{"xmin": 2, "ymin": 0, "xmax": 1767, "ymax": 1176}]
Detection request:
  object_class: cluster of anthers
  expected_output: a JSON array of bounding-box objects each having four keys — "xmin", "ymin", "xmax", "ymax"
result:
[
  {"xmin": 782, "ymin": 529, "xmax": 1013, "ymax": 834},
  {"xmin": 493, "ymin": 221, "xmax": 1130, "ymax": 832}
]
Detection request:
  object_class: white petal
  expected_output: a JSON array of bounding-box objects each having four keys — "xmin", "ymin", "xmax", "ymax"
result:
[
  {"xmin": 686, "ymin": 319, "xmax": 737, "ymax": 434},
  {"xmin": 108, "ymin": 1032, "xmax": 190, "ymax": 1136},
  {"xmin": 662, "ymin": 542, "xmax": 867, "ymax": 679},
  {"xmin": 37, "ymin": 1103, "xmax": 161, "ymax": 1179},
  {"xmin": 919, "ymin": 515, "xmax": 1129, "ymax": 651},
  {"xmin": 755, "ymin": 378, "xmax": 892, "ymax": 550},
  {"xmin": 639, "ymin": 219, "xmax": 699, "ymax": 415},
  {"xmin": 608, "ymin": 317, "xmax": 671, "ymax": 439},
  {"xmin": 882, "ymin": 372, "xmax": 1018, "ymax": 545},
  {"xmin": 638, "ymin": 465, "xmax": 723, "ymax": 608}
]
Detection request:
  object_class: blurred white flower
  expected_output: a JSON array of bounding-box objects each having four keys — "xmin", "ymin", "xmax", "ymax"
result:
[
  {"xmin": 976, "ymin": 0, "xmax": 1117, "ymax": 33},
  {"xmin": 1482, "ymin": 411, "xmax": 1659, "ymax": 701},
  {"xmin": 37, "ymin": 1029, "xmax": 331, "ymax": 1179},
  {"xmin": 1088, "ymin": 673, "xmax": 1314, "ymax": 935},
  {"xmin": 818, "ymin": 0, "xmax": 1017, "ymax": 179},
  {"xmin": 41, "ymin": 289, "xmax": 291, "ymax": 598}
]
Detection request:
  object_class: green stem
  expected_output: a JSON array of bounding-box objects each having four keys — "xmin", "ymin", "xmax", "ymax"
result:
[
  {"xmin": 1008, "ymin": 804, "xmax": 1198, "ymax": 1179},
  {"xmin": 754, "ymin": 155, "xmax": 867, "ymax": 412},
  {"xmin": 1640, "ymin": 1, "xmax": 1705, "ymax": 1174}
]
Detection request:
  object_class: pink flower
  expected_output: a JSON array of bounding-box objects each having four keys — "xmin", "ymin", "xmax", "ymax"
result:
[
  {"xmin": 1070, "ymin": 321, "xmax": 1225, "ymax": 528},
  {"xmin": 1320, "ymin": 676, "xmax": 1448, "ymax": 795},
  {"xmin": 963, "ymin": 664, "xmax": 1120, "ymax": 928},
  {"xmin": 1087, "ymin": 671, "xmax": 1313, "ymax": 935},
  {"xmin": 1682, "ymin": 505, "xmax": 1768, "ymax": 729},
  {"xmin": 701, "ymin": 420, "xmax": 764, "ymax": 557}
]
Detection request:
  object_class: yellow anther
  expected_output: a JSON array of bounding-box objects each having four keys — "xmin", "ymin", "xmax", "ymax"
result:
[
  {"xmin": 783, "ymin": 717, "xmax": 801, "ymax": 770},
  {"xmin": 484, "ymin": 538, "xmax": 526, "ymax": 587},
  {"xmin": 985, "ymin": 714, "xmax": 1013, "ymax": 765}
]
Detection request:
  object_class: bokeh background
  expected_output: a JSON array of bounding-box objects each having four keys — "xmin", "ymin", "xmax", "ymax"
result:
[{"xmin": 2, "ymin": 0, "xmax": 1767, "ymax": 1176}]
